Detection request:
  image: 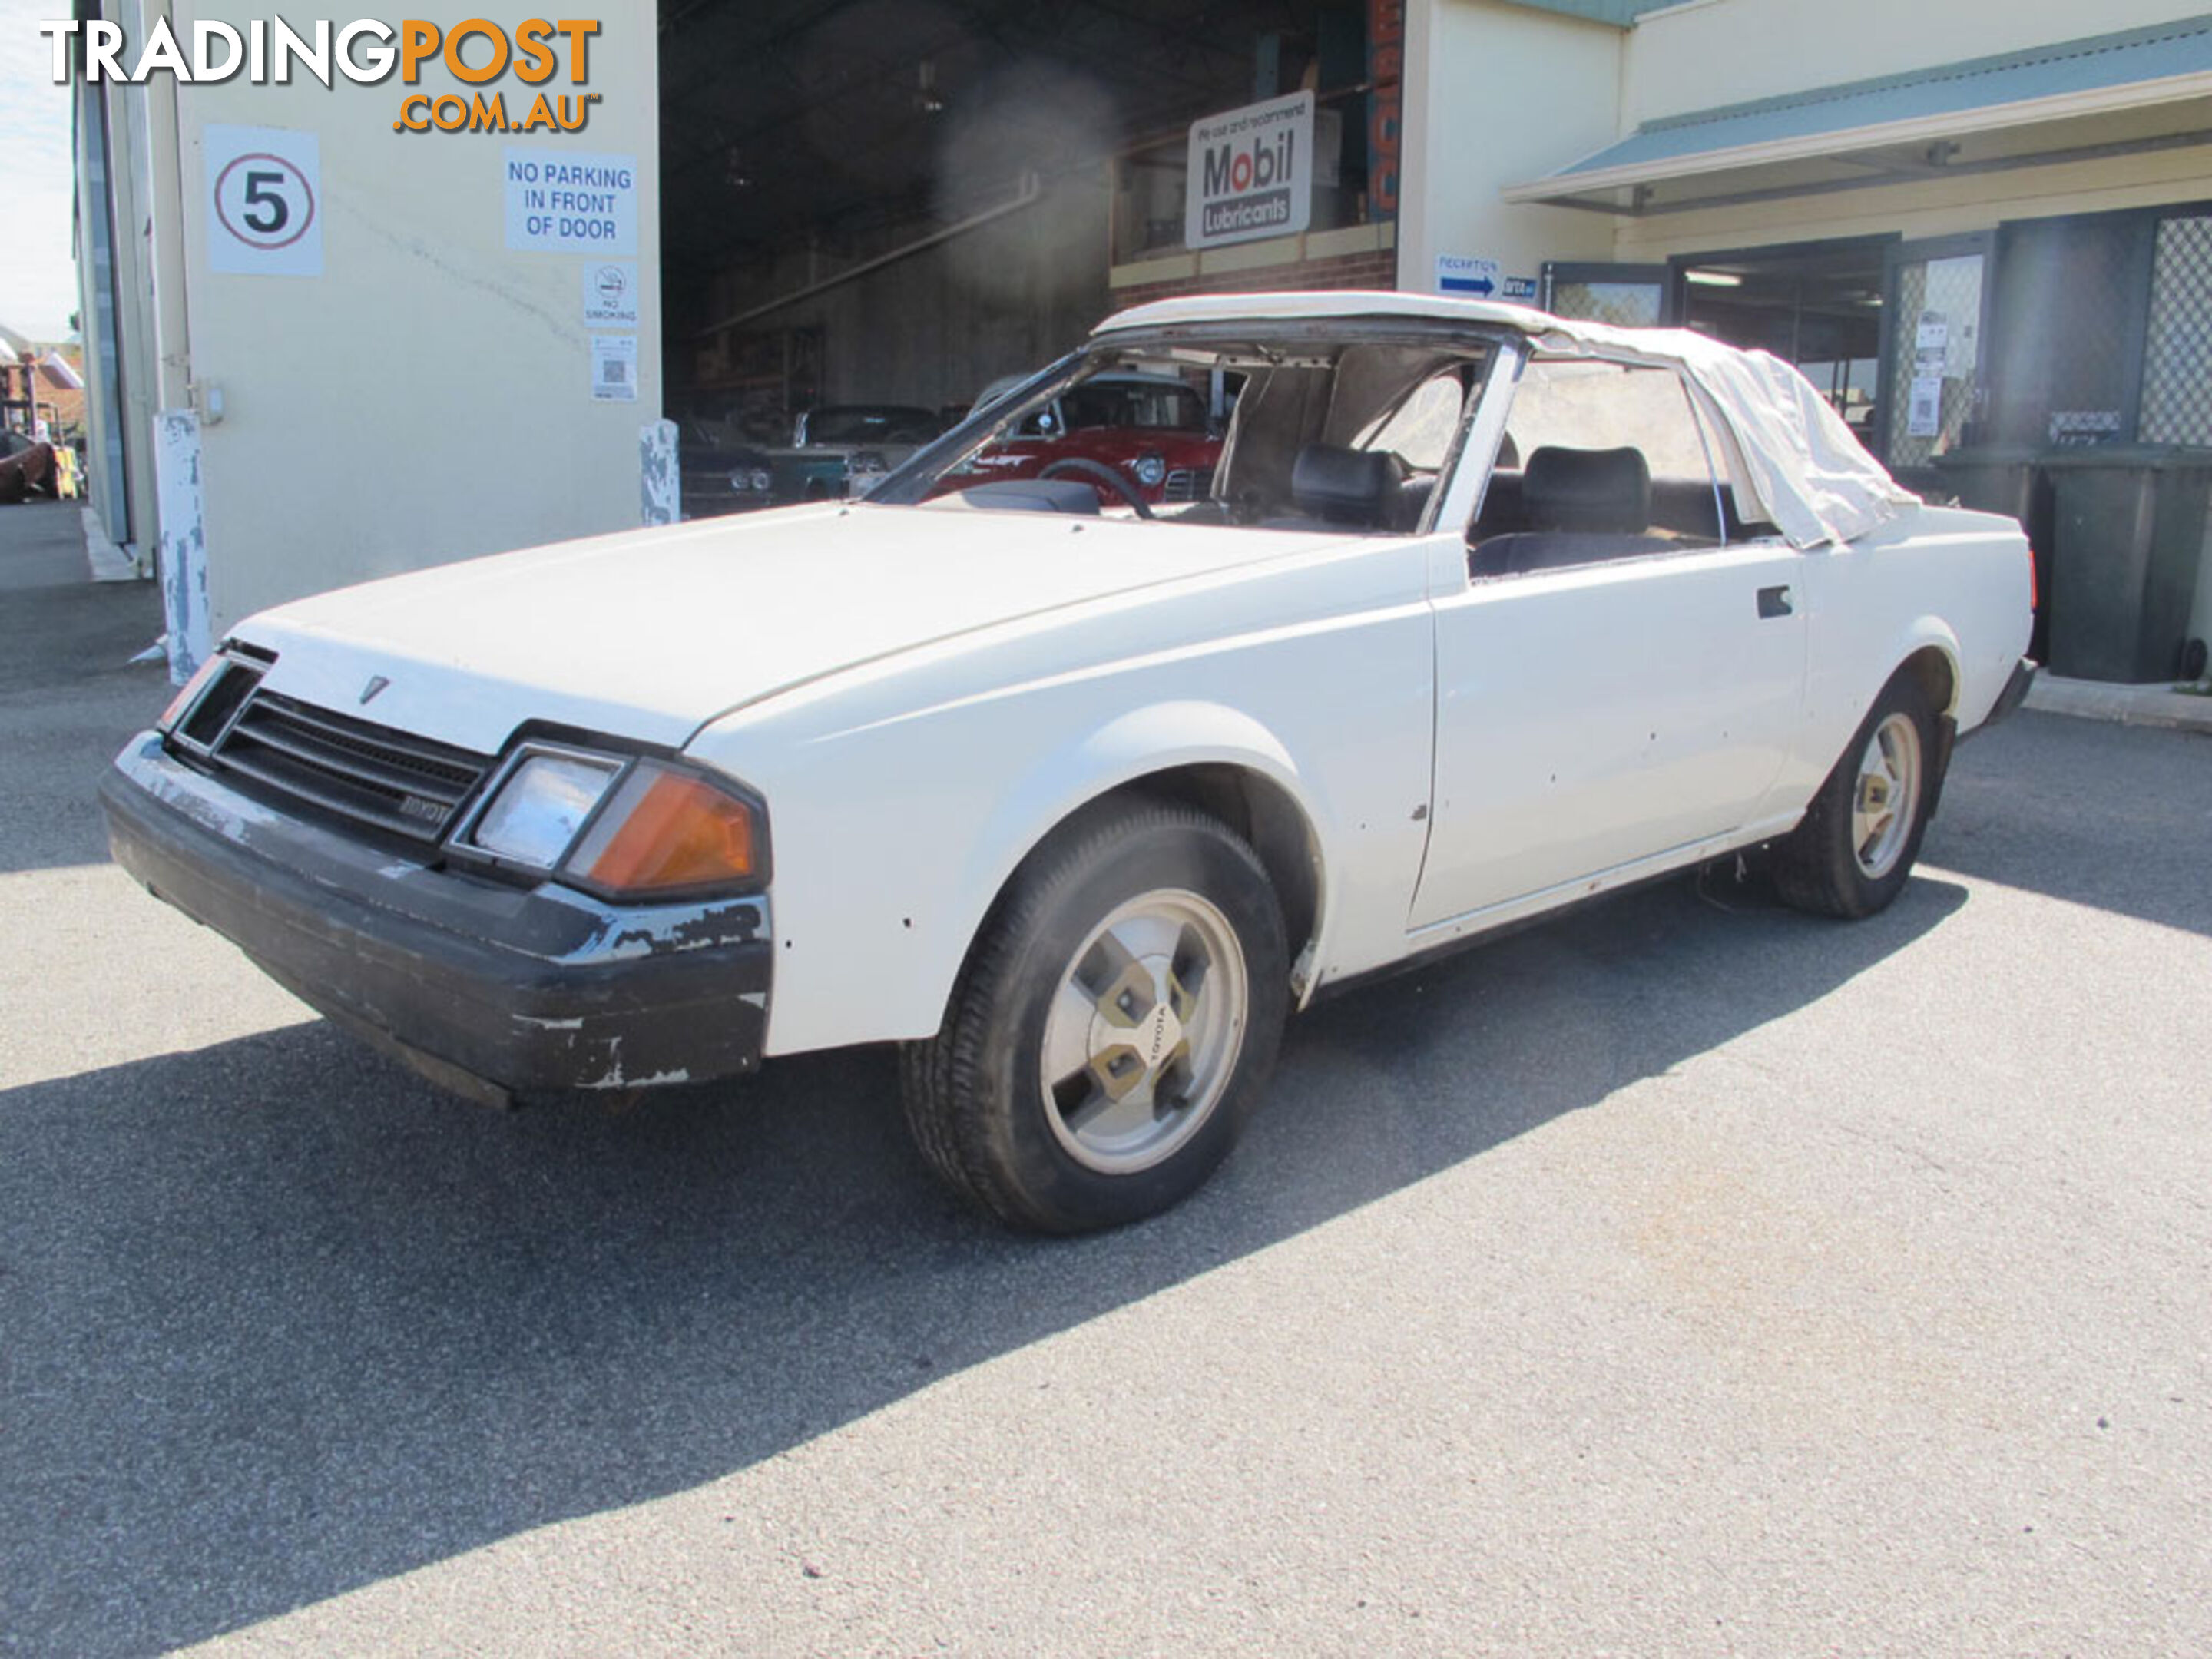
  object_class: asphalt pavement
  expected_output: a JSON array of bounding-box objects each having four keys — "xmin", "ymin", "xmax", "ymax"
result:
[{"xmin": 2, "ymin": 498, "xmax": 2207, "ymax": 1655}]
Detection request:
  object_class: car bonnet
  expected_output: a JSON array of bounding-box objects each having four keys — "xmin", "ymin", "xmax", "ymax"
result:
[{"xmin": 232, "ymin": 502, "xmax": 1341, "ymax": 753}]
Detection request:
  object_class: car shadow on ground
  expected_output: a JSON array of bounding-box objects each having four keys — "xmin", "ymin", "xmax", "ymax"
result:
[
  {"xmin": 1, "ymin": 869, "xmax": 1965, "ymax": 1654},
  {"xmin": 1926, "ymin": 713, "xmax": 2212, "ymax": 938}
]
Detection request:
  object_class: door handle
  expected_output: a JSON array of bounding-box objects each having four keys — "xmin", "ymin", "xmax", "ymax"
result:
[{"xmin": 1757, "ymin": 584, "xmax": 1794, "ymax": 620}]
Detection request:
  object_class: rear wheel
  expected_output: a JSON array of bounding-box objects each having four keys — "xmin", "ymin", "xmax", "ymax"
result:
[
  {"xmin": 1773, "ymin": 672, "xmax": 1939, "ymax": 919},
  {"xmin": 901, "ymin": 800, "xmax": 1288, "ymax": 1232}
]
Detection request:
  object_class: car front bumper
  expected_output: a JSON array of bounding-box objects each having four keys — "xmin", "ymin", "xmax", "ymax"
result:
[{"xmin": 101, "ymin": 732, "xmax": 772, "ymax": 1104}]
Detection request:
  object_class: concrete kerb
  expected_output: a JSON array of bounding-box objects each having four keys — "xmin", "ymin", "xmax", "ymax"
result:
[
  {"xmin": 2026, "ymin": 672, "xmax": 2212, "ymax": 735},
  {"xmin": 81, "ymin": 506, "xmax": 144, "ymax": 582}
]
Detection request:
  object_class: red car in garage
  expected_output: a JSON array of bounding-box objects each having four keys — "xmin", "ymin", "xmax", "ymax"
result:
[{"xmin": 942, "ymin": 371, "xmax": 1224, "ymax": 508}]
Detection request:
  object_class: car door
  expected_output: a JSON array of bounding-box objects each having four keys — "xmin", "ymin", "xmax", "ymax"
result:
[{"xmin": 1409, "ymin": 356, "xmax": 1808, "ymax": 932}]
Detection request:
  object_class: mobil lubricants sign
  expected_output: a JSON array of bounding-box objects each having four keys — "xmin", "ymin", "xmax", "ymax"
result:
[{"xmin": 1186, "ymin": 90, "xmax": 1314, "ymax": 250}]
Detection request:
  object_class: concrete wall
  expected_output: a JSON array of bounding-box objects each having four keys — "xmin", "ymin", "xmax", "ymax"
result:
[
  {"xmin": 1399, "ymin": 0, "xmax": 1621, "ymax": 296},
  {"xmin": 152, "ymin": 2, "xmax": 663, "ymax": 637}
]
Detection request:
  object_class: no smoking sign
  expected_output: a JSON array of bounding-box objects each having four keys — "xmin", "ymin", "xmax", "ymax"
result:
[{"xmin": 206, "ymin": 124, "xmax": 323, "ymax": 277}]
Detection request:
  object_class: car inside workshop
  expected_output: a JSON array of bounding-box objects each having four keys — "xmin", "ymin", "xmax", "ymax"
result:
[{"xmin": 655, "ymin": 0, "xmax": 1400, "ymax": 521}]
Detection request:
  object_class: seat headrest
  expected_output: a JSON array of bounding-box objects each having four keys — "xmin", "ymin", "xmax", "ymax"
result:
[
  {"xmin": 1522, "ymin": 445, "xmax": 1651, "ymax": 535},
  {"xmin": 1291, "ymin": 443, "xmax": 1405, "ymax": 525}
]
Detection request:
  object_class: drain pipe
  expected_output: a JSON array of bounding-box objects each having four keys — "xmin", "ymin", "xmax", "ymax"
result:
[{"xmin": 691, "ymin": 171, "xmax": 1044, "ymax": 339}]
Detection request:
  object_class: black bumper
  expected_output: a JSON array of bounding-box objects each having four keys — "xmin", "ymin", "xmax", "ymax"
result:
[
  {"xmin": 101, "ymin": 733, "xmax": 772, "ymax": 1103},
  {"xmin": 1973, "ymin": 657, "xmax": 2038, "ymax": 737}
]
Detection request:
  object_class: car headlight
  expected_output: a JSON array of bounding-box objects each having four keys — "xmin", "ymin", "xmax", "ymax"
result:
[
  {"xmin": 465, "ymin": 749, "xmax": 624, "ymax": 869},
  {"xmin": 1133, "ymin": 452, "xmax": 1167, "ymax": 489},
  {"xmin": 460, "ymin": 747, "xmax": 766, "ymax": 896},
  {"xmin": 749, "ymin": 468, "xmax": 773, "ymax": 492}
]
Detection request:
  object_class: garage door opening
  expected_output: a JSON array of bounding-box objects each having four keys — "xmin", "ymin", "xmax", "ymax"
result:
[{"xmin": 654, "ymin": 1, "xmax": 1407, "ymax": 518}]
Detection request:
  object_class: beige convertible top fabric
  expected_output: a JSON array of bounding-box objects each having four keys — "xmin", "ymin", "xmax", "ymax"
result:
[
  {"xmin": 1525, "ymin": 317, "xmax": 1921, "ymax": 550},
  {"xmin": 1101, "ymin": 292, "xmax": 1922, "ymax": 550}
]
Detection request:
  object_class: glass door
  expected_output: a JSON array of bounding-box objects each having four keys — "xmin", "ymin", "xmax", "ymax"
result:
[{"xmin": 1876, "ymin": 233, "xmax": 1994, "ymax": 471}]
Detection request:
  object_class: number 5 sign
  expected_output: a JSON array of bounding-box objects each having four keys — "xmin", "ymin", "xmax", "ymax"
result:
[{"xmin": 205, "ymin": 124, "xmax": 323, "ymax": 278}]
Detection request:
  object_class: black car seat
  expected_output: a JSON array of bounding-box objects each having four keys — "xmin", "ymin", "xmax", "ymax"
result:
[
  {"xmin": 1263, "ymin": 442, "xmax": 1408, "ymax": 532},
  {"xmin": 1469, "ymin": 445, "xmax": 1681, "ymax": 577}
]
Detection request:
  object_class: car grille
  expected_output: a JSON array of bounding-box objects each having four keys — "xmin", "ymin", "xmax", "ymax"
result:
[
  {"xmin": 1164, "ymin": 468, "xmax": 1214, "ymax": 503},
  {"xmin": 203, "ymin": 687, "xmax": 493, "ymax": 845}
]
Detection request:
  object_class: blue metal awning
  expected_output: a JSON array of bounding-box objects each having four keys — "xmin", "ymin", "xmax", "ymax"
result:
[
  {"xmin": 1509, "ymin": 15, "xmax": 2212, "ymax": 207},
  {"xmin": 1491, "ymin": 0, "xmax": 1679, "ymax": 25}
]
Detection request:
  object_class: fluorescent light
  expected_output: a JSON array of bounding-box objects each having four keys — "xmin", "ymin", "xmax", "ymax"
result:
[{"xmin": 1684, "ymin": 270, "xmax": 1743, "ymax": 288}]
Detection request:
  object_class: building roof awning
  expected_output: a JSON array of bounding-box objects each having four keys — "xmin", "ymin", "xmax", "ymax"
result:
[
  {"xmin": 1506, "ymin": 15, "xmax": 2212, "ymax": 215},
  {"xmin": 1489, "ymin": 0, "xmax": 1678, "ymax": 25}
]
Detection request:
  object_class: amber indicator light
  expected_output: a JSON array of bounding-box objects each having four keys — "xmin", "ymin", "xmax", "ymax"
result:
[
  {"xmin": 158, "ymin": 656, "xmax": 224, "ymax": 730},
  {"xmin": 570, "ymin": 767, "xmax": 759, "ymax": 893}
]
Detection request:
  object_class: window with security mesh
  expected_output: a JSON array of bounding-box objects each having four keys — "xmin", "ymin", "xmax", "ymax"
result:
[
  {"xmin": 1548, "ymin": 280, "xmax": 1664, "ymax": 329},
  {"xmin": 2137, "ymin": 214, "xmax": 2212, "ymax": 445},
  {"xmin": 1886, "ymin": 253, "xmax": 1986, "ymax": 468}
]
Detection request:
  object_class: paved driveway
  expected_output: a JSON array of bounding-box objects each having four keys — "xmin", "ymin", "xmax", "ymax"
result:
[{"xmin": 2, "ymin": 502, "xmax": 2207, "ymax": 1654}]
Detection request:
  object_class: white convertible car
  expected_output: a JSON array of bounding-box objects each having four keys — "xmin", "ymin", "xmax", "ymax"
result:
[{"xmin": 104, "ymin": 293, "xmax": 2035, "ymax": 1231}]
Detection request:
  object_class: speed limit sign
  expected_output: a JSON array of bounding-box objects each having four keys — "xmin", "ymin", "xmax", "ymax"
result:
[{"xmin": 205, "ymin": 124, "xmax": 323, "ymax": 277}]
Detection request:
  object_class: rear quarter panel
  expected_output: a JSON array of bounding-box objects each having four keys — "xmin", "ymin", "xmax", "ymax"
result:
[{"xmin": 1787, "ymin": 504, "xmax": 2032, "ymax": 806}]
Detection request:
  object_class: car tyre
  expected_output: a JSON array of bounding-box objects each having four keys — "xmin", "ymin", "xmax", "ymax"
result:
[
  {"xmin": 1773, "ymin": 670, "xmax": 1940, "ymax": 919},
  {"xmin": 900, "ymin": 800, "xmax": 1289, "ymax": 1233}
]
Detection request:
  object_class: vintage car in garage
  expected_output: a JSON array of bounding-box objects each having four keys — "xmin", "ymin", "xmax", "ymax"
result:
[
  {"xmin": 680, "ymin": 403, "xmax": 946, "ymax": 516},
  {"xmin": 675, "ymin": 420, "xmax": 780, "ymax": 522},
  {"xmin": 104, "ymin": 293, "xmax": 2035, "ymax": 1232},
  {"xmin": 946, "ymin": 369, "xmax": 1225, "ymax": 508},
  {"xmin": 781, "ymin": 403, "xmax": 945, "ymax": 502}
]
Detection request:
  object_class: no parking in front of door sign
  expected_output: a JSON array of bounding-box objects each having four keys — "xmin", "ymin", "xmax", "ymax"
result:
[{"xmin": 205, "ymin": 124, "xmax": 322, "ymax": 278}]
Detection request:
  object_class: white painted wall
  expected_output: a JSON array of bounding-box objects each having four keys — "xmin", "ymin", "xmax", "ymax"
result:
[
  {"xmin": 1399, "ymin": 0, "xmax": 1621, "ymax": 297},
  {"xmin": 1621, "ymin": 0, "xmax": 2212, "ymax": 128},
  {"xmin": 159, "ymin": 2, "xmax": 662, "ymax": 637}
]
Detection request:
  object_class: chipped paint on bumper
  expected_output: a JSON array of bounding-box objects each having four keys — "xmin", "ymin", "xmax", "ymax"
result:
[{"xmin": 101, "ymin": 732, "xmax": 771, "ymax": 1101}]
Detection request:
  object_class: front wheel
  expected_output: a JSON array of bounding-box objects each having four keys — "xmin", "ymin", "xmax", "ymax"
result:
[
  {"xmin": 1773, "ymin": 671, "xmax": 1940, "ymax": 919},
  {"xmin": 901, "ymin": 801, "xmax": 1288, "ymax": 1232}
]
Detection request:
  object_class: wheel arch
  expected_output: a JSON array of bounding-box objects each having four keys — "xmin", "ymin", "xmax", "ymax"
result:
[
  {"xmin": 1890, "ymin": 624, "xmax": 1962, "ymax": 718},
  {"xmin": 1083, "ymin": 762, "xmax": 1322, "ymax": 981},
  {"xmin": 942, "ymin": 703, "xmax": 1333, "ymax": 1022}
]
